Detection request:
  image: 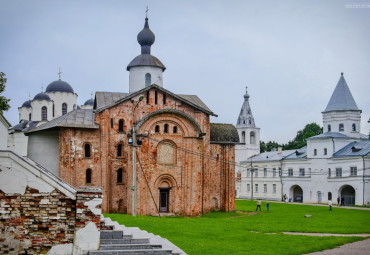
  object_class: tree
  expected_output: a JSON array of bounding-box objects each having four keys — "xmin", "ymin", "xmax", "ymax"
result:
[
  {"xmin": 0, "ymin": 72, "xmax": 11, "ymax": 113},
  {"xmin": 260, "ymin": 123, "xmax": 323, "ymax": 152}
]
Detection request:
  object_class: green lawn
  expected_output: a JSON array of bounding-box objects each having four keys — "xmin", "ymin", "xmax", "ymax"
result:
[{"xmin": 104, "ymin": 200, "xmax": 370, "ymax": 255}]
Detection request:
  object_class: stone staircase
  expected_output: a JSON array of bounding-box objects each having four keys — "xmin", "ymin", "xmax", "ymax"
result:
[{"xmin": 88, "ymin": 216, "xmax": 186, "ymax": 255}]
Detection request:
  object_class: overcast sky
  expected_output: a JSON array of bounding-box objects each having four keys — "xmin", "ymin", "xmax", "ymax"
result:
[{"xmin": 1, "ymin": 0, "xmax": 369, "ymax": 143}]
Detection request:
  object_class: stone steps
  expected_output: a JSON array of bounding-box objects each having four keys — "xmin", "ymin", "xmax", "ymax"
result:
[{"xmin": 87, "ymin": 216, "xmax": 187, "ymax": 255}]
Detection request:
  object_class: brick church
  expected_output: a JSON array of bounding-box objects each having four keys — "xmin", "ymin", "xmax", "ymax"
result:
[{"xmin": 26, "ymin": 16, "xmax": 238, "ymax": 216}]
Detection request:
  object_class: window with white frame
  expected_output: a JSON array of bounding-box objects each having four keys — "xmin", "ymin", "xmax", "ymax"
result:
[
  {"xmin": 273, "ymin": 168, "xmax": 276, "ymax": 177},
  {"xmin": 299, "ymin": 168, "xmax": 305, "ymax": 176},
  {"xmin": 254, "ymin": 169, "xmax": 258, "ymax": 177},
  {"xmin": 339, "ymin": 123, "xmax": 344, "ymax": 132},
  {"xmin": 336, "ymin": 168, "xmax": 342, "ymax": 177},
  {"xmin": 288, "ymin": 168, "xmax": 293, "ymax": 176},
  {"xmin": 247, "ymin": 169, "xmax": 250, "ymax": 177},
  {"xmin": 350, "ymin": 167, "xmax": 357, "ymax": 176},
  {"xmin": 255, "ymin": 184, "xmax": 258, "ymax": 193},
  {"xmin": 273, "ymin": 184, "xmax": 276, "ymax": 194},
  {"xmin": 328, "ymin": 168, "xmax": 331, "ymax": 177},
  {"xmin": 247, "ymin": 184, "xmax": 250, "ymax": 192},
  {"xmin": 264, "ymin": 184, "xmax": 267, "ymax": 193},
  {"xmin": 264, "ymin": 168, "xmax": 267, "ymax": 177}
]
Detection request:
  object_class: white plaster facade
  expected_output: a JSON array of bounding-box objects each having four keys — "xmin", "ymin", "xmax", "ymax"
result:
[
  {"xmin": 129, "ymin": 66, "xmax": 164, "ymax": 93},
  {"xmin": 47, "ymin": 91, "xmax": 78, "ymax": 118},
  {"xmin": 238, "ymin": 74, "xmax": 370, "ymax": 205},
  {"xmin": 0, "ymin": 114, "xmax": 10, "ymax": 150}
]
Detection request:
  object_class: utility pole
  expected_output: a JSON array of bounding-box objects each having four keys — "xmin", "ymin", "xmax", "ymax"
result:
[
  {"xmin": 131, "ymin": 95, "xmax": 144, "ymax": 216},
  {"xmin": 250, "ymin": 154, "xmax": 257, "ymax": 200}
]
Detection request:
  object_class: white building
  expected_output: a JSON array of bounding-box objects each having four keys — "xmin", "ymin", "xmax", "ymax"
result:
[
  {"xmin": 239, "ymin": 73, "xmax": 370, "ymax": 206},
  {"xmin": 8, "ymin": 73, "xmax": 92, "ymax": 156},
  {"xmin": 235, "ymin": 87, "xmax": 260, "ymax": 197},
  {"xmin": 0, "ymin": 113, "xmax": 10, "ymax": 150}
]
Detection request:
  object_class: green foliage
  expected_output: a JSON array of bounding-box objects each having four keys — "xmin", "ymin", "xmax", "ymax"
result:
[
  {"xmin": 105, "ymin": 200, "xmax": 368, "ymax": 255},
  {"xmin": 0, "ymin": 72, "xmax": 11, "ymax": 113},
  {"xmin": 260, "ymin": 123, "xmax": 323, "ymax": 152}
]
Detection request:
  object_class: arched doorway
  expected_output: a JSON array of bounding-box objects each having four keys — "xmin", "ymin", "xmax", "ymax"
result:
[
  {"xmin": 155, "ymin": 174, "xmax": 177, "ymax": 214},
  {"xmin": 159, "ymin": 181, "xmax": 171, "ymax": 213},
  {"xmin": 340, "ymin": 185, "xmax": 355, "ymax": 206},
  {"xmin": 291, "ymin": 185, "xmax": 303, "ymax": 203}
]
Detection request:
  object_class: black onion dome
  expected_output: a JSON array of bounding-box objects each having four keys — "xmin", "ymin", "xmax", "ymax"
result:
[
  {"xmin": 21, "ymin": 100, "xmax": 32, "ymax": 108},
  {"xmin": 137, "ymin": 18, "xmax": 155, "ymax": 47},
  {"xmin": 34, "ymin": 92, "xmax": 51, "ymax": 101},
  {"xmin": 84, "ymin": 98, "xmax": 94, "ymax": 106},
  {"xmin": 45, "ymin": 79, "xmax": 74, "ymax": 93}
]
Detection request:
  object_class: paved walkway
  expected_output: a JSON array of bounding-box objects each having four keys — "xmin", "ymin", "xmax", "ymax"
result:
[{"xmin": 305, "ymin": 237, "xmax": 370, "ymax": 255}]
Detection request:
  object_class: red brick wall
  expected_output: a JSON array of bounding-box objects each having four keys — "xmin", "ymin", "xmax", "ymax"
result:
[{"xmin": 58, "ymin": 88, "xmax": 235, "ymax": 216}]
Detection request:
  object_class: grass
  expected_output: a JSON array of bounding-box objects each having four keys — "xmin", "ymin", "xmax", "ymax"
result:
[{"xmin": 104, "ymin": 200, "xmax": 370, "ymax": 255}]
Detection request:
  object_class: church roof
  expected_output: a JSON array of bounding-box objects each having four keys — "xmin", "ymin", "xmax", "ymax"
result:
[
  {"xmin": 323, "ymin": 73, "xmax": 360, "ymax": 112},
  {"xmin": 10, "ymin": 120, "xmax": 39, "ymax": 132},
  {"xmin": 21, "ymin": 100, "xmax": 32, "ymax": 108},
  {"xmin": 241, "ymin": 149, "xmax": 296, "ymax": 163},
  {"xmin": 333, "ymin": 140, "xmax": 370, "ymax": 158},
  {"xmin": 284, "ymin": 147, "xmax": 307, "ymax": 160},
  {"xmin": 307, "ymin": 132, "xmax": 350, "ymax": 140},
  {"xmin": 45, "ymin": 79, "xmax": 74, "ymax": 93},
  {"xmin": 95, "ymin": 84, "xmax": 216, "ymax": 116},
  {"xmin": 210, "ymin": 123, "xmax": 239, "ymax": 144},
  {"xmin": 33, "ymin": 92, "xmax": 51, "ymax": 101},
  {"xmin": 127, "ymin": 54, "xmax": 166, "ymax": 71},
  {"xmin": 26, "ymin": 109, "xmax": 98, "ymax": 133},
  {"xmin": 236, "ymin": 86, "xmax": 257, "ymax": 128}
]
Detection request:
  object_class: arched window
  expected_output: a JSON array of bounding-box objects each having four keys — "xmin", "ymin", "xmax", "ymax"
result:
[
  {"xmin": 145, "ymin": 73, "xmax": 151, "ymax": 86},
  {"xmin": 352, "ymin": 123, "xmax": 356, "ymax": 132},
  {"xmin": 86, "ymin": 169, "xmax": 92, "ymax": 184},
  {"xmin": 250, "ymin": 132, "xmax": 256, "ymax": 144},
  {"xmin": 62, "ymin": 103, "xmax": 67, "ymax": 115},
  {"xmin": 241, "ymin": 131, "xmax": 245, "ymax": 143},
  {"xmin": 173, "ymin": 126, "xmax": 177, "ymax": 134},
  {"xmin": 146, "ymin": 91, "xmax": 150, "ymax": 104},
  {"xmin": 157, "ymin": 140, "xmax": 177, "ymax": 165},
  {"xmin": 155, "ymin": 125, "xmax": 160, "ymax": 133},
  {"xmin": 314, "ymin": 149, "xmax": 317, "ymax": 156},
  {"xmin": 117, "ymin": 144, "xmax": 123, "ymax": 157},
  {"xmin": 117, "ymin": 168, "xmax": 123, "ymax": 184},
  {"xmin": 52, "ymin": 104, "xmax": 55, "ymax": 117},
  {"xmin": 118, "ymin": 119, "xmax": 124, "ymax": 132},
  {"xmin": 163, "ymin": 94, "xmax": 166, "ymax": 105},
  {"xmin": 155, "ymin": 91, "xmax": 158, "ymax": 104},
  {"xmin": 339, "ymin": 123, "xmax": 344, "ymax": 132},
  {"xmin": 41, "ymin": 106, "xmax": 47, "ymax": 121},
  {"xmin": 164, "ymin": 124, "xmax": 169, "ymax": 133},
  {"xmin": 324, "ymin": 148, "xmax": 327, "ymax": 155},
  {"xmin": 29, "ymin": 113, "xmax": 32, "ymax": 121},
  {"xmin": 84, "ymin": 143, "xmax": 91, "ymax": 158},
  {"xmin": 328, "ymin": 124, "xmax": 331, "ymax": 132}
]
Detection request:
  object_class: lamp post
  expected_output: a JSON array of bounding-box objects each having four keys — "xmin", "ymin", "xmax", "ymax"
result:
[
  {"xmin": 250, "ymin": 154, "xmax": 257, "ymax": 200},
  {"xmin": 131, "ymin": 95, "xmax": 144, "ymax": 216}
]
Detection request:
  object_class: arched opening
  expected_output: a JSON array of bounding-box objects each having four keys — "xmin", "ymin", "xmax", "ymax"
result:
[
  {"xmin": 324, "ymin": 148, "xmax": 327, "ymax": 155},
  {"xmin": 241, "ymin": 131, "xmax": 245, "ymax": 143},
  {"xmin": 314, "ymin": 149, "xmax": 317, "ymax": 156},
  {"xmin": 250, "ymin": 131, "xmax": 256, "ymax": 144},
  {"xmin": 328, "ymin": 192, "xmax": 332, "ymax": 201},
  {"xmin": 86, "ymin": 169, "xmax": 92, "ymax": 184},
  {"xmin": 29, "ymin": 113, "xmax": 32, "ymax": 121},
  {"xmin": 211, "ymin": 197, "xmax": 219, "ymax": 211},
  {"xmin": 164, "ymin": 124, "xmax": 169, "ymax": 133},
  {"xmin": 339, "ymin": 123, "xmax": 344, "ymax": 132},
  {"xmin": 328, "ymin": 124, "xmax": 331, "ymax": 132},
  {"xmin": 145, "ymin": 73, "xmax": 151, "ymax": 86},
  {"xmin": 117, "ymin": 168, "xmax": 123, "ymax": 183},
  {"xmin": 173, "ymin": 126, "xmax": 177, "ymax": 134},
  {"xmin": 84, "ymin": 143, "xmax": 91, "ymax": 158},
  {"xmin": 118, "ymin": 119, "xmax": 124, "ymax": 132},
  {"xmin": 118, "ymin": 199, "xmax": 124, "ymax": 213},
  {"xmin": 340, "ymin": 185, "xmax": 355, "ymax": 206},
  {"xmin": 155, "ymin": 125, "xmax": 160, "ymax": 133},
  {"xmin": 41, "ymin": 106, "xmax": 47, "ymax": 121},
  {"xmin": 52, "ymin": 104, "xmax": 55, "ymax": 117},
  {"xmin": 117, "ymin": 144, "xmax": 123, "ymax": 157},
  {"xmin": 62, "ymin": 103, "xmax": 67, "ymax": 115},
  {"xmin": 291, "ymin": 185, "xmax": 303, "ymax": 203},
  {"xmin": 352, "ymin": 123, "xmax": 356, "ymax": 132}
]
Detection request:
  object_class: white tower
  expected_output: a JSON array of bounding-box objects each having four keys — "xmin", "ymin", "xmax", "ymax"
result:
[
  {"xmin": 322, "ymin": 73, "xmax": 362, "ymax": 138},
  {"xmin": 235, "ymin": 86, "xmax": 260, "ymax": 171},
  {"xmin": 127, "ymin": 16, "xmax": 166, "ymax": 93}
]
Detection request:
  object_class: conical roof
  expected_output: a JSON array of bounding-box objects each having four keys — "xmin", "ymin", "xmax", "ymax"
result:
[
  {"xmin": 236, "ymin": 86, "xmax": 256, "ymax": 128},
  {"xmin": 324, "ymin": 73, "xmax": 360, "ymax": 112}
]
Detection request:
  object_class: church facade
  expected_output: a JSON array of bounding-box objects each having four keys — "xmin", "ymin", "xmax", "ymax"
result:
[{"xmin": 25, "ymin": 17, "xmax": 237, "ymax": 216}]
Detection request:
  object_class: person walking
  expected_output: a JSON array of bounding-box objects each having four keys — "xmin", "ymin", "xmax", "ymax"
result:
[
  {"xmin": 337, "ymin": 196, "xmax": 340, "ymax": 206},
  {"xmin": 266, "ymin": 202, "xmax": 270, "ymax": 212},
  {"xmin": 256, "ymin": 200, "xmax": 262, "ymax": 211},
  {"xmin": 328, "ymin": 200, "xmax": 332, "ymax": 211},
  {"xmin": 341, "ymin": 197, "xmax": 345, "ymax": 206}
]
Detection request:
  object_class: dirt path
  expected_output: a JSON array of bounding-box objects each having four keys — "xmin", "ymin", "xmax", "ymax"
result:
[{"xmin": 304, "ymin": 237, "xmax": 370, "ymax": 255}]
